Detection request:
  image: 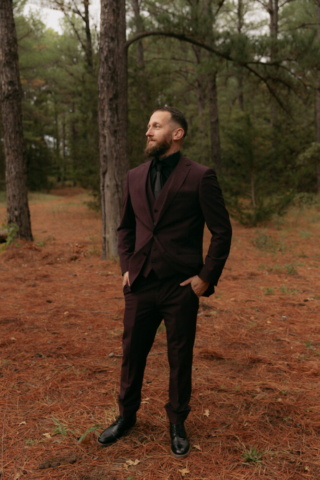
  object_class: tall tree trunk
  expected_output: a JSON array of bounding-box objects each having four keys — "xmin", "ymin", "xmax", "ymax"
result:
[
  {"xmin": 0, "ymin": 0, "xmax": 33, "ymax": 241},
  {"xmin": 0, "ymin": 106, "xmax": 5, "ymax": 189},
  {"xmin": 202, "ymin": 1, "xmax": 222, "ymax": 171},
  {"xmin": 54, "ymin": 101, "xmax": 61, "ymax": 180},
  {"xmin": 269, "ymin": 0, "xmax": 278, "ymax": 37},
  {"xmin": 192, "ymin": 46, "xmax": 206, "ymax": 132},
  {"xmin": 237, "ymin": 0, "xmax": 244, "ymax": 111},
  {"xmin": 70, "ymin": 102, "xmax": 77, "ymax": 186},
  {"xmin": 62, "ymin": 115, "xmax": 66, "ymax": 182},
  {"xmin": 132, "ymin": 0, "xmax": 145, "ymax": 69},
  {"xmin": 208, "ymin": 72, "xmax": 221, "ymax": 174},
  {"xmin": 317, "ymin": 0, "xmax": 320, "ymax": 191},
  {"xmin": 251, "ymin": 171, "xmax": 256, "ymax": 208},
  {"xmin": 83, "ymin": 0, "xmax": 93, "ymax": 69},
  {"xmin": 237, "ymin": 75, "xmax": 244, "ymax": 111},
  {"xmin": 269, "ymin": 0, "xmax": 278, "ymax": 129},
  {"xmin": 131, "ymin": 0, "xmax": 148, "ymax": 110},
  {"xmin": 99, "ymin": 0, "xmax": 129, "ymax": 259}
]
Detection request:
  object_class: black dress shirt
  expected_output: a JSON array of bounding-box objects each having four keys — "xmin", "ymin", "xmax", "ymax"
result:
[{"xmin": 150, "ymin": 151, "xmax": 181, "ymax": 195}]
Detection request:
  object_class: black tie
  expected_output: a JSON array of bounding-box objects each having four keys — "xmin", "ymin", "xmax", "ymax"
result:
[{"xmin": 154, "ymin": 161, "xmax": 163, "ymax": 199}]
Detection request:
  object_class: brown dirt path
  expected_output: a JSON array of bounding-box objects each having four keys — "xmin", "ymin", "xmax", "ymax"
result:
[{"xmin": 1, "ymin": 191, "xmax": 320, "ymax": 480}]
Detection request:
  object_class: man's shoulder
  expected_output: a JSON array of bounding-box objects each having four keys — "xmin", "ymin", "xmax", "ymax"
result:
[{"xmin": 181, "ymin": 155, "xmax": 212, "ymax": 175}]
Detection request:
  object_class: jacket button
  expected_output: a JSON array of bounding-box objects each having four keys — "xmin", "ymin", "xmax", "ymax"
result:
[
  {"xmin": 153, "ymin": 221, "xmax": 156, "ymax": 226},
  {"xmin": 154, "ymin": 209, "xmax": 158, "ymax": 213}
]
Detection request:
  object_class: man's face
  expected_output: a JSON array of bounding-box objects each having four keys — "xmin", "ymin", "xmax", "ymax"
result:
[{"xmin": 144, "ymin": 111, "xmax": 175, "ymax": 158}]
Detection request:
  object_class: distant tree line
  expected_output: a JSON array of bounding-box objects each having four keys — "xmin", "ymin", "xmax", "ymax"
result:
[{"xmin": 0, "ymin": 0, "xmax": 320, "ymax": 253}]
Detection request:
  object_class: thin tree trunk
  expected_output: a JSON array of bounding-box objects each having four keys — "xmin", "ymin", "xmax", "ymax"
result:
[
  {"xmin": 54, "ymin": 101, "xmax": 61, "ymax": 181},
  {"xmin": 208, "ymin": 72, "xmax": 221, "ymax": 174},
  {"xmin": 237, "ymin": 75, "xmax": 244, "ymax": 111},
  {"xmin": 237, "ymin": 0, "xmax": 244, "ymax": 111},
  {"xmin": 70, "ymin": 103, "xmax": 77, "ymax": 186},
  {"xmin": 317, "ymin": 0, "xmax": 320, "ymax": 191},
  {"xmin": 269, "ymin": 0, "xmax": 278, "ymax": 37},
  {"xmin": 251, "ymin": 171, "xmax": 256, "ymax": 208},
  {"xmin": 62, "ymin": 115, "xmax": 66, "ymax": 182},
  {"xmin": 269, "ymin": 0, "xmax": 278, "ymax": 129},
  {"xmin": 202, "ymin": 1, "xmax": 221, "ymax": 172},
  {"xmin": 0, "ymin": 105, "xmax": 5, "ymax": 188},
  {"xmin": 52, "ymin": 0, "xmax": 93, "ymax": 69},
  {"xmin": 132, "ymin": 0, "xmax": 145, "ymax": 68},
  {"xmin": 99, "ymin": 0, "xmax": 129, "ymax": 259},
  {"xmin": 0, "ymin": 0, "xmax": 33, "ymax": 240},
  {"xmin": 192, "ymin": 46, "xmax": 206, "ymax": 132},
  {"xmin": 131, "ymin": 0, "xmax": 147, "ymax": 110},
  {"xmin": 83, "ymin": 0, "xmax": 93, "ymax": 69},
  {"xmin": 196, "ymin": 76, "xmax": 206, "ymax": 131}
]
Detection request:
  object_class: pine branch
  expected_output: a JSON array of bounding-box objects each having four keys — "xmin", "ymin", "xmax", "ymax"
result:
[{"xmin": 125, "ymin": 30, "xmax": 289, "ymax": 112}]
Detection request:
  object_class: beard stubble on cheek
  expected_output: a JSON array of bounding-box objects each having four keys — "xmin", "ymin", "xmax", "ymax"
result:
[{"xmin": 144, "ymin": 135, "xmax": 172, "ymax": 158}]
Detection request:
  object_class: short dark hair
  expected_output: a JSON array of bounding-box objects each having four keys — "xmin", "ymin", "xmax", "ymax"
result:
[{"xmin": 153, "ymin": 106, "xmax": 188, "ymax": 138}]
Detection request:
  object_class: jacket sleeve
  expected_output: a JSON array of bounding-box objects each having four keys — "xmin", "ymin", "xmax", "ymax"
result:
[
  {"xmin": 198, "ymin": 168, "xmax": 232, "ymax": 286},
  {"xmin": 117, "ymin": 171, "xmax": 136, "ymax": 274}
]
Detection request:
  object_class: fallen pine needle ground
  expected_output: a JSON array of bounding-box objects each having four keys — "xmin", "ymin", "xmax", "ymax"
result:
[{"xmin": 1, "ymin": 189, "xmax": 320, "ymax": 479}]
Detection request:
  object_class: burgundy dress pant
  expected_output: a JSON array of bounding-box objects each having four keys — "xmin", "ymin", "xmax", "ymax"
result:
[{"xmin": 118, "ymin": 272, "xmax": 200, "ymax": 424}]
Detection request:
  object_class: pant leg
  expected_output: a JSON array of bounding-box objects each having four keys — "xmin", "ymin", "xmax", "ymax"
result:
[
  {"xmin": 158, "ymin": 277, "xmax": 199, "ymax": 424},
  {"xmin": 118, "ymin": 276, "xmax": 163, "ymax": 418}
]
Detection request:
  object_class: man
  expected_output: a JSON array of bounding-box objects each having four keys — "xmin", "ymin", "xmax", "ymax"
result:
[{"xmin": 97, "ymin": 106, "xmax": 232, "ymax": 458}]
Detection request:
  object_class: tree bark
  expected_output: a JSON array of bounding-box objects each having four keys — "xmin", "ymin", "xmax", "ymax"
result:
[
  {"xmin": 208, "ymin": 72, "xmax": 221, "ymax": 174},
  {"xmin": 83, "ymin": 0, "xmax": 93, "ymax": 69},
  {"xmin": 62, "ymin": 115, "xmax": 67, "ymax": 182},
  {"xmin": 317, "ymin": 0, "xmax": 320, "ymax": 191},
  {"xmin": 237, "ymin": 74, "xmax": 244, "ymax": 111},
  {"xmin": 131, "ymin": 0, "xmax": 145, "ymax": 69},
  {"xmin": 99, "ymin": 0, "xmax": 129, "ymax": 259},
  {"xmin": 131, "ymin": 0, "xmax": 148, "ymax": 110},
  {"xmin": 269, "ymin": 0, "xmax": 279, "ymax": 38},
  {"xmin": 192, "ymin": 46, "xmax": 207, "ymax": 132},
  {"xmin": 251, "ymin": 171, "xmax": 256, "ymax": 208},
  {"xmin": 237, "ymin": 0, "xmax": 244, "ymax": 111},
  {"xmin": 268, "ymin": 0, "xmax": 279, "ymax": 128},
  {"xmin": 0, "ymin": 0, "xmax": 33, "ymax": 241}
]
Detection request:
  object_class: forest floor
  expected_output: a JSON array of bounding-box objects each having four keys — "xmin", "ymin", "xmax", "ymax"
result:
[{"xmin": 1, "ymin": 189, "xmax": 320, "ymax": 480}]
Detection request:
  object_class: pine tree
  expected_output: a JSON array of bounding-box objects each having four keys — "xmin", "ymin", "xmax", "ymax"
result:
[{"xmin": 0, "ymin": 0, "xmax": 33, "ymax": 240}]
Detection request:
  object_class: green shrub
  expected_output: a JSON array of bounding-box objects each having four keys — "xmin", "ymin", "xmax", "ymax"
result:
[{"xmin": 252, "ymin": 231, "xmax": 287, "ymax": 253}]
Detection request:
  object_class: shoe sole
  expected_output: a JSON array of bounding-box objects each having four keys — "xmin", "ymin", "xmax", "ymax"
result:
[{"xmin": 171, "ymin": 446, "xmax": 191, "ymax": 459}]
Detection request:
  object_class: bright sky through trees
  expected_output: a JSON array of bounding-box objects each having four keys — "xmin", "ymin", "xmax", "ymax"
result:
[{"xmin": 24, "ymin": 0, "xmax": 100, "ymax": 32}]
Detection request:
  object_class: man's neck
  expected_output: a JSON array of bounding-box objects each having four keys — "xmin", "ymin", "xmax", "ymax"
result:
[{"xmin": 159, "ymin": 147, "xmax": 180, "ymax": 159}]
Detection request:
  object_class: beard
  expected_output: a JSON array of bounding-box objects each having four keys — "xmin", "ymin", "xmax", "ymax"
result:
[{"xmin": 144, "ymin": 136, "xmax": 172, "ymax": 158}]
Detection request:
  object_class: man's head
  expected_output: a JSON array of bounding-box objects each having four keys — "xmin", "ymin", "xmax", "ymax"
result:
[{"xmin": 144, "ymin": 106, "xmax": 188, "ymax": 158}]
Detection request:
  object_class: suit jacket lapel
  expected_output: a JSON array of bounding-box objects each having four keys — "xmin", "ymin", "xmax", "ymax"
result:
[
  {"xmin": 132, "ymin": 160, "xmax": 154, "ymax": 229},
  {"xmin": 156, "ymin": 155, "xmax": 191, "ymax": 224}
]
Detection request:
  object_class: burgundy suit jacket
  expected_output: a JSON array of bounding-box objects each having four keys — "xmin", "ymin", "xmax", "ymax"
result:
[{"xmin": 117, "ymin": 154, "xmax": 232, "ymax": 297}]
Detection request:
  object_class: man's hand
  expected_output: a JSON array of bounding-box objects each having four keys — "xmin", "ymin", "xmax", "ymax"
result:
[
  {"xmin": 180, "ymin": 275, "xmax": 210, "ymax": 298},
  {"xmin": 123, "ymin": 271, "xmax": 130, "ymax": 287}
]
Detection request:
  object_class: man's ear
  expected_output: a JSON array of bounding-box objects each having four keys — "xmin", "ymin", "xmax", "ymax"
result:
[{"xmin": 173, "ymin": 128, "xmax": 184, "ymax": 141}]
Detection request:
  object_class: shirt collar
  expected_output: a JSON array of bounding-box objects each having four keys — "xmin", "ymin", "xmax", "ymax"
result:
[{"xmin": 153, "ymin": 150, "xmax": 181, "ymax": 168}]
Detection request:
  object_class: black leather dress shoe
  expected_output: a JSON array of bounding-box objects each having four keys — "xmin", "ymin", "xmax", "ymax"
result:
[
  {"xmin": 170, "ymin": 422, "xmax": 190, "ymax": 458},
  {"xmin": 97, "ymin": 414, "xmax": 136, "ymax": 447}
]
